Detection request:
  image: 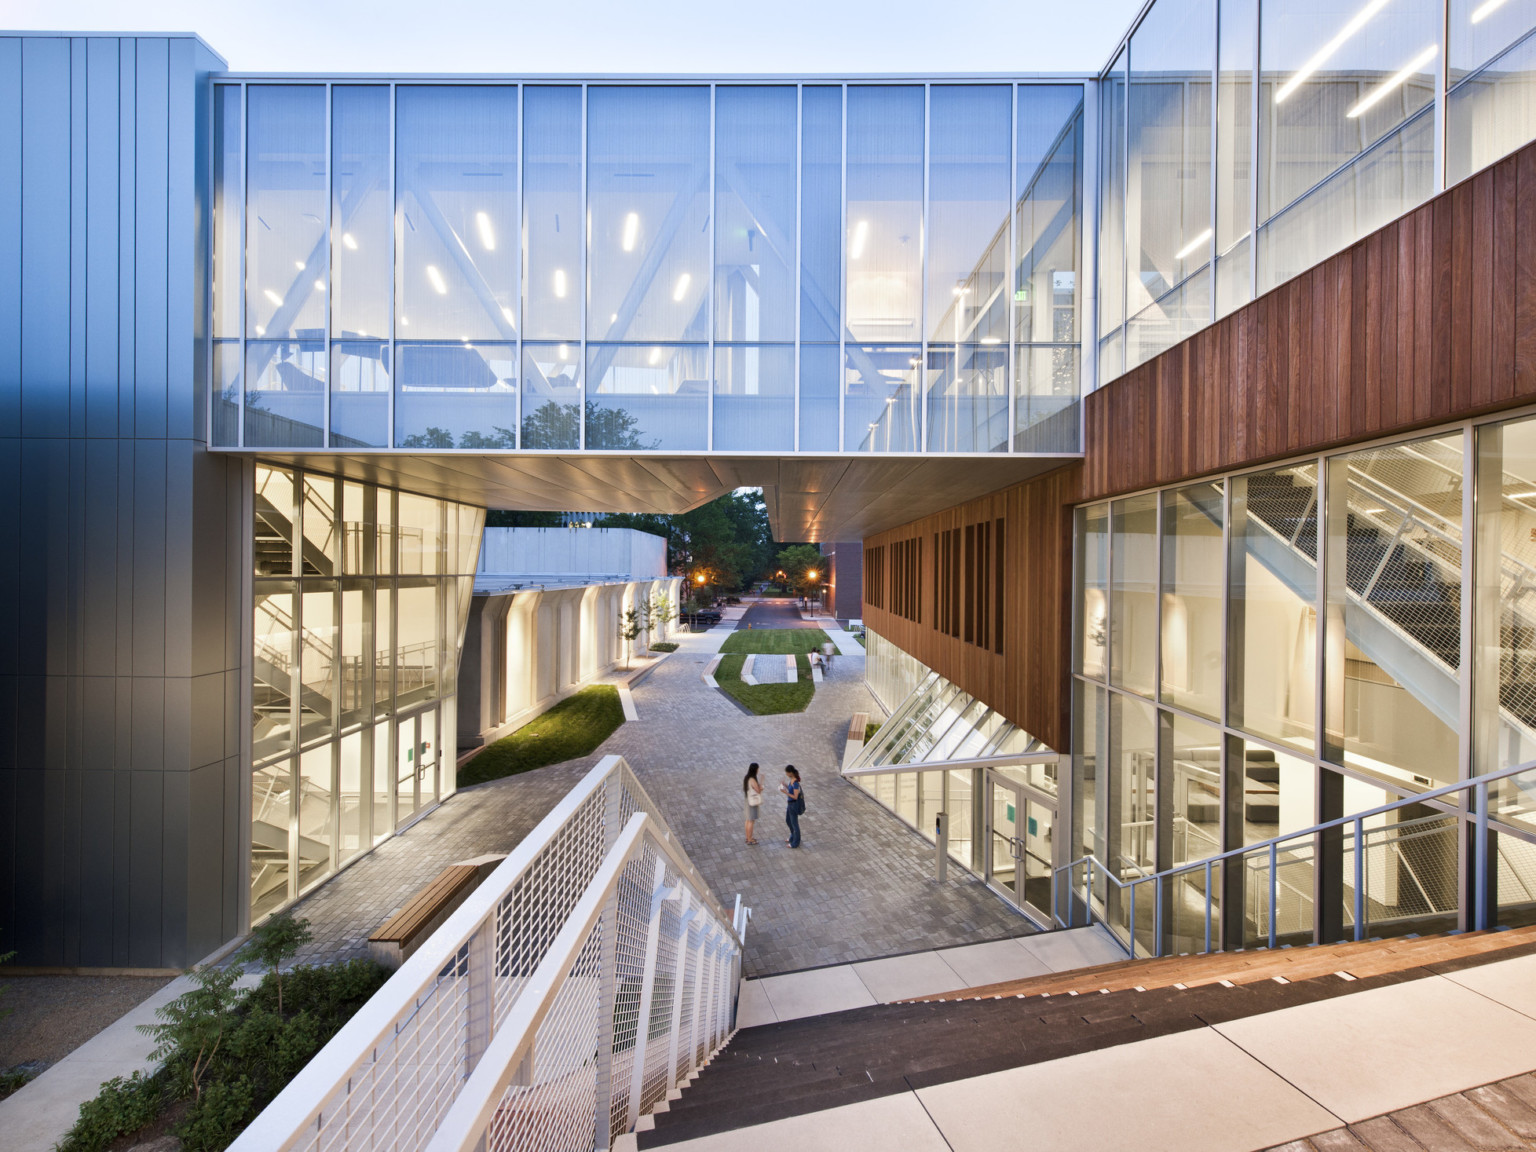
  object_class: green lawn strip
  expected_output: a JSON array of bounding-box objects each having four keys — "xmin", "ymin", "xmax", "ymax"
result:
[
  {"xmin": 719, "ymin": 628, "xmax": 840, "ymax": 656},
  {"xmin": 459, "ymin": 684, "xmax": 625, "ymax": 785},
  {"xmin": 715, "ymin": 652, "xmax": 815, "ymax": 715}
]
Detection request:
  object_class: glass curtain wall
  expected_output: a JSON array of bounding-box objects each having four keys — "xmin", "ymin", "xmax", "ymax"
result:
[
  {"xmin": 1098, "ymin": 0, "xmax": 1536, "ymax": 381},
  {"xmin": 213, "ymin": 81, "xmax": 1086, "ymax": 455},
  {"xmin": 1072, "ymin": 409, "xmax": 1536, "ymax": 951},
  {"xmin": 251, "ymin": 464, "xmax": 482, "ymax": 921}
]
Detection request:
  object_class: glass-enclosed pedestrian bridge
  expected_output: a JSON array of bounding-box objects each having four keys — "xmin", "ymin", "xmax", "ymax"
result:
[{"xmin": 209, "ymin": 77, "xmax": 1088, "ymax": 539}]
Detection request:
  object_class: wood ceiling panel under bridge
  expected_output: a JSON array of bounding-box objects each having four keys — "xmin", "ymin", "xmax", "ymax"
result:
[{"xmin": 242, "ymin": 452, "xmax": 1074, "ymax": 542}]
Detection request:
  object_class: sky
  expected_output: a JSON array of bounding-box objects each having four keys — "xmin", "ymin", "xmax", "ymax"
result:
[{"xmin": 6, "ymin": 0, "xmax": 1142, "ymax": 74}]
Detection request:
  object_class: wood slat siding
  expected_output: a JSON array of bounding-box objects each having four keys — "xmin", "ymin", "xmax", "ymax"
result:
[
  {"xmin": 1083, "ymin": 147, "xmax": 1536, "ymax": 501},
  {"xmin": 862, "ymin": 464, "xmax": 1082, "ymax": 753}
]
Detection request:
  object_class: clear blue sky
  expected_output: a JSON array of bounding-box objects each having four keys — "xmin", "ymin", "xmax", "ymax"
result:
[{"xmin": 7, "ymin": 0, "xmax": 1142, "ymax": 74}]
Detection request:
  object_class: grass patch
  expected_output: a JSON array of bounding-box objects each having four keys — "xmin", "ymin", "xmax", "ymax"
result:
[
  {"xmin": 715, "ymin": 653, "xmax": 815, "ymax": 715},
  {"xmin": 719, "ymin": 628, "xmax": 840, "ymax": 656},
  {"xmin": 647, "ymin": 641, "xmax": 679, "ymax": 653},
  {"xmin": 459, "ymin": 685, "xmax": 625, "ymax": 785},
  {"xmin": 853, "ymin": 632, "xmax": 866, "ymax": 647}
]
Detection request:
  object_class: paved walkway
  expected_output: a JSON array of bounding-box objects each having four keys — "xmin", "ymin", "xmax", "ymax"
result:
[
  {"xmin": 735, "ymin": 600, "xmax": 819, "ymax": 630},
  {"xmin": 286, "ymin": 619, "xmax": 1031, "ymax": 976},
  {"xmin": 649, "ymin": 951, "xmax": 1536, "ymax": 1152}
]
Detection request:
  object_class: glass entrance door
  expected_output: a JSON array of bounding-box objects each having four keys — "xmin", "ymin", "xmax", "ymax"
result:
[{"xmin": 985, "ymin": 769, "xmax": 1056, "ymax": 923}]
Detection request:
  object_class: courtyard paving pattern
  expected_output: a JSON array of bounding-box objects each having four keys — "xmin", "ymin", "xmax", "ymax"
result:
[{"xmin": 288, "ymin": 613, "xmax": 1032, "ymax": 976}]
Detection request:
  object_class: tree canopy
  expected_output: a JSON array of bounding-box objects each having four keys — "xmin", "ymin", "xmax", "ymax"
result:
[{"xmin": 773, "ymin": 543, "xmax": 825, "ymax": 593}]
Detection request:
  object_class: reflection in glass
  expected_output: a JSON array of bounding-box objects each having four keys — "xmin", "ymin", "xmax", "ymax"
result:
[
  {"xmin": 714, "ymin": 345, "xmax": 794, "ymax": 451},
  {"xmin": 927, "ymin": 86, "xmax": 1010, "ymax": 346},
  {"xmin": 297, "ymin": 745, "xmax": 333, "ymax": 890},
  {"xmin": 1099, "ymin": 51, "xmax": 1128, "ymax": 379},
  {"xmin": 1168, "ymin": 711, "xmax": 1224, "ymax": 950},
  {"xmin": 1474, "ymin": 415, "xmax": 1536, "ymax": 798},
  {"xmin": 1450, "ymin": 0, "xmax": 1536, "ymax": 79},
  {"xmin": 948, "ymin": 768, "xmax": 975, "ymax": 868},
  {"xmin": 247, "ymin": 85, "xmax": 326, "ymax": 342},
  {"xmin": 1161, "ymin": 481, "xmax": 1225, "ymax": 720},
  {"xmin": 330, "ymin": 342, "xmax": 390, "ymax": 448},
  {"xmin": 1078, "ymin": 504, "xmax": 1110, "ymax": 678},
  {"xmin": 213, "ymin": 341, "xmax": 241, "ymax": 448},
  {"xmin": 1108, "ymin": 692, "xmax": 1157, "ymax": 951},
  {"xmin": 715, "ymin": 87, "xmax": 796, "ymax": 342},
  {"xmin": 340, "ymin": 581, "xmax": 369, "ymax": 726},
  {"xmin": 397, "ymin": 582, "xmax": 441, "ymax": 708},
  {"xmin": 1228, "ymin": 464, "xmax": 1317, "ymax": 753},
  {"xmin": 799, "ymin": 345, "xmax": 840, "ymax": 451},
  {"xmin": 1110, "ymin": 494, "xmax": 1159, "ymax": 696},
  {"xmin": 925, "ymin": 344, "xmax": 1008, "ymax": 452},
  {"xmin": 1216, "ymin": 0, "xmax": 1255, "ymax": 319},
  {"xmin": 1015, "ymin": 344, "xmax": 1081, "ymax": 452},
  {"xmin": 339, "ymin": 730, "xmax": 365, "ymax": 862},
  {"xmin": 521, "ymin": 342, "xmax": 581, "ymax": 450},
  {"xmin": 213, "ymin": 85, "xmax": 241, "ymax": 341},
  {"xmin": 846, "ymin": 346, "xmax": 921, "ymax": 452},
  {"xmin": 399, "ymin": 494, "xmax": 444, "ymax": 576},
  {"xmin": 1325, "ymin": 434, "xmax": 1464, "ymax": 790},
  {"xmin": 397, "ymin": 87, "xmax": 519, "ymax": 342},
  {"xmin": 331, "ymin": 87, "xmax": 391, "ymax": 340},
  {"xmin": 587, "ymin": 344, "xmax": 707, "ymax": 450},
  {"xmin": 253, "ymin": 585, "xmax": 294, "ymax": 763},
  {"xmin": 1234, "ymin": 737, "xmax": 1317, "ymax": 946},
  {"xmin": 846, "ymin": 86, "xmax": 923, "ymax": 345},
  {"xmin": 395, "ymin": 343, "xmax": 517, "ymax": 449},
  {"xmin": 1128, "ymin": 0, "xmax": 1215, "ymax": 325},
  {"xmin": 1259, "ymin": 0, "xmax": 1439, "ymax": 222},
  {"xmin": 299, "ymin": 581, "xmax": 337, "ymax": 742},
  {"xmin": 1017, "ymin": 87, "xmax": 1084, "ymax": 346},
  {"xmin": 373, "ymin": 721, "xmax": 392, "ymax": 844},
  {"xmin": 523, "ymin": 87, "xmax": 582, "ymax": 340},
  {"xmin": 1127, "ymin": 266, "xmax": 1212, "ymax": 371},
  {"xmin": 588, "ymin": 87, "xmax": 710, "ymax": 342},
  {"xmin": 801, "ymin": 87, "xmax": 843, "ymax": 343},
  {"xmin": 1447, "ymin": 33, "xmax": 1536, "ymax": 184},
  {"xmin": 301, "ymin": 474, "xmax": 339, "ymax": 576},
  {"xmin": 251, "ymin": 761, "xmax": 292, "ymax": 919},
  {"xmin": 247, "ymin": 341, "xmax": 326, "ymax": 448}
]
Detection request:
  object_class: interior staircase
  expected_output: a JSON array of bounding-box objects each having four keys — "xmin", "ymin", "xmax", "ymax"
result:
[{"xmin": 635, "ymin": 927, "xmax": 1536, "ymax": 1149}]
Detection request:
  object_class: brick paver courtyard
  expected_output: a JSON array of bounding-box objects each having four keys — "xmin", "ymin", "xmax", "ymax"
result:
[{"xmin": 289, "ymin": 614, "xmax": 1032, "ymax": 976}]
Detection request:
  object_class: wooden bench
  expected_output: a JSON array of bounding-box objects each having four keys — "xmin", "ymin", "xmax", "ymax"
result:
[
  {"xmin": 368, "ymin": 854, "xmax": 505, "ymax": 969},
  {"xmin": 842, "ymin": 712, "xmax": 870, "ymax": 773}
]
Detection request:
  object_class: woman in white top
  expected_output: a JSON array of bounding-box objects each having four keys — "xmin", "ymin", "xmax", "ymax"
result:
[{"xmin": 743, "ymin": 763, "xmax": 764, "ymax": 845}]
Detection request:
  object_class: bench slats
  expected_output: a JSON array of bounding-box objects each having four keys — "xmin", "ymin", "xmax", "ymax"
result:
[
  {"xmin": 848, "ymin": 712, "xmax": 869, "ymax": 740},
  {"xmin": 370, "ymin": 864, "xmax": 480, "ymax": 947}
]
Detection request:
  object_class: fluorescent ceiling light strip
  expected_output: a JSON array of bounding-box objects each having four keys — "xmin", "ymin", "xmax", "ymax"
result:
[
  {"xmin": 1471, "ymin": 0, "xmax": 1509, "ymax": 22},
  {"xmin": 1275, "ymin": 0, "xmax": 1391, "ymax": 103},
  {"xmin": 622, "ymin": 212, "xmax": 640, "ymax": 252},
  {"xmin": 341, "ymin": 232, "xmax": 358, "ymax": 250},
  {"xmin": 427, "ymin": 265, "xmax": 448, "ymax": 294},
  {"xmin": 553, "ymin": 269, "xmax": 567, "ymax": 298},
  {"xmin": 1175, "ymin": 228, "xmax": 1214, "ymax": 261},
  {"xmin": 672, "ymin": 273, "xmax": 691, "ymax": 301},
  {"xmin": 1346, "ymin": 45, "xmax": 1438, "ymax": 118},
  {"xmin": 476, "ymin": 211, "xmax": 495, "ymax": 251},
  {"xmin": 851, "ymin": 220, "xmax": 869, "ymax": 260},
  {"xmin": 263, "ymin": 289, "xmax": 282, "ymax": 306}
]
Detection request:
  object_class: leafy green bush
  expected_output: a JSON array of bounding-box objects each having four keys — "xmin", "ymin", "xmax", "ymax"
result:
[
  {"xmin": 865, "ymin": 721, "xmax": 881, "ymax": 742},
  {"xmin": 647, "ymin": 641, "xmax": 679, "ymax": 653},
  {"xmin": 459, "ymin": 685, "xmax": 625, "ymax": 785},
  {"xmin": 59, "ymin": 955, "xmax": 389, "ymax": 1152}
]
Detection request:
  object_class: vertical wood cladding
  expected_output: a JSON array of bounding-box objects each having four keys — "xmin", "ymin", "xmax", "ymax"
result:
[
  {"xmin": 862, "ymin": 464, "xmax": 1082, "ymax": 753},
  {"xmin": 1083, "ymin": 144, "xmax": 1536, "ymax": 501}
]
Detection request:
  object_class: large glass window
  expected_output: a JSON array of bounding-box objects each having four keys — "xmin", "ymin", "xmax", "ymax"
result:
[
  {"xmin": 212, "ymin": 85, "xmax": 242, "ymax": 447},
  {"xmin": 801, "ymin": 86, "xmax": 843, "ymax": 344},
  {"xmin": 521, "ymin": 342, "xmax": 581, "ymax": 449},
  {"xmin": 846, "ymin": 86, "xmax": 923, "ymax": 346},
  {"xmin": 397, "ymin": 87, "xmax": 518, "ymax": 344},
  {"xmin": 1161, "ymin": 481, "xmax": 1225, "ymax": 720},
  {"xmin": 1098, "ymin": 51, "xmax": 1128, "ymax": 381},
  {"xmin": 714, "ymin": 344, "xmax": 794, "ymax": 451},
  {"xmin": 587, "ymin": 344, "xmax": 708, "ymax": 450},
  {"xmin": 1215, "ymin": 0, "xmax": 1256, "ymax": 318},
  {"xmin": 1325, "ymin": 434, "xmax": 1463, "ymax": 790},
  {"xmin": 523, "ymin": 87, "xmax": 582, "ymax": 341},
  {"xmin": 247, "ymin": 86, "xmax": 327, "ymax": 343},
  {"xmin": 715, "ymin": 87, "xmax": 797, "ymax": 343},
  {"xmin": 1447, "ymin": 32, "xmax": 1536, "ymax": 184},
  {"xmin": 1110, "ymin": 493, "xmax": 1159, "ymax": 695},
  {"xmin": 395, "ymin": 342, "xmax": 517, "ymax": 449},
  {"xmin": 588, "ymin": 87, "xmax": 710, "ymax": 343},
  {"xmin": 332, "ymin": 86, "xmax": 390, "ymax": 341},
  {"xmin": 845, "ymin": 345, "xmax": 920, "ymax": 453}
]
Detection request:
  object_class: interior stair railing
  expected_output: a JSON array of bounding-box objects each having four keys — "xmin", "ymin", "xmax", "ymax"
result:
[
  {"xmin": 1056, "ymin": 756, "xmax": 1536, "ymax": 958},
  {"xmin": 229, "ymin": 755, "xmax": 746, "ymax": 1152}
]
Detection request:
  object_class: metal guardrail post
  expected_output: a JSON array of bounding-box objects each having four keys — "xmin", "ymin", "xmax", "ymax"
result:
[
  {"xmin": 465, "ymin": 919, "xmax": 495, "ymax": 1075},
  {"xmin": 1205, "ymin": 861, "xmax": 1213, "ymax": 954},
  {"xmin": 626, "ymin": 857, "xmax": 671, "ymax": 1132},
  {"xmin": 1268, "ymin": 842, "xmax": 1278, "ymax": 949},
  {"xmin": 1155, "ymin": 880, "xmax": 1165, "ymax": 958},
  {"xmin": 1475, "ymin": 780, "xmax": 1491, "ymax": 931},
  {"xmin": 1129, "ymin": 881, "xmax": 1138, "ymax": 959},
  {"xmin": 1353, "ymin": 818, "xmax": 1366, "ymax": 941}
]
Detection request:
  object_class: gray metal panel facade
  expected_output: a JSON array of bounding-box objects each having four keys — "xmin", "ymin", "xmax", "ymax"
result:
[{"xmin": 0, "ymin": 33, "xmax": 244, "ymax": 968}]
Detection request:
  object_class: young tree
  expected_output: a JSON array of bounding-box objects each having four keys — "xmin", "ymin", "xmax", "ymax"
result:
[
  {"xmin": 237, "ymin": 911, "xmax": 313, "ymax": 1015},
  {"xmin": 650, "ymin": 591, "xmax": 677, "ymax": 641},
  {"xmin": 639, "ymin": 596, "xmax": 657, "ymax": 651},
  {"xmin": 618, "ymin": 607, "xmax": 642, "ymax": 669},
  {"xmin": 775, "ymin": 543, "xmax": 824, "ymax": 593},
  {"xmin": 138, "ymin": 964, "xmax": 244, "ymax": 1101}
]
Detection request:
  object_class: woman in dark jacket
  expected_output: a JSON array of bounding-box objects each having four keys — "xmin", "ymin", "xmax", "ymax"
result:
[{"xmin": 779, "ymin": 766, "xmax": 803, "ymax": 848}]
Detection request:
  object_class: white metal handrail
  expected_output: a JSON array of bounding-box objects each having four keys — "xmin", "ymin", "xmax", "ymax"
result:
[
  {"xmin": 229, "ymin": 755, "xmax": 742, "ymax": 1152},
  {"xmin": 1055, "ymin": 755, "xmax": 1536, "ymax": 956}
]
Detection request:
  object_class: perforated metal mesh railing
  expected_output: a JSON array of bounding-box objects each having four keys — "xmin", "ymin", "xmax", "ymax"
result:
[{"xmin": 229, "ymin": 755, "xmax": 744, "ymax": 1152}]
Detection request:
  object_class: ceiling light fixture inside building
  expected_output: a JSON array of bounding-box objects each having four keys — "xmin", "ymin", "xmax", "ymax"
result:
[
  {"xmin": 476, "ymin": 211, "xmax": 496, "ymax": 250},
  {"xmin": 1175, "ymin": 228, "xmax": 1214, "ymax": 260},
  {"xmin": 427, "ymin": 265, "xmax": 448, "ymax": 294},
  {"xmin": 294, "ymin": 260, "xmax": 306, "ymax": 271},
  {"xmin": 554, "ymin": 269, "xmax": 567, "ymax": 298},
  {"xmin": 501, "ymin": 306, "xmax": 516, "ymax": 325},
  {"xmin": 314, "ymin": 279, "xmax": 325, "ymax": 292},
  {"xmin": 558, "ymin": 343, "xmax": 569, "ymax": 360},
  {"xmin": 622, "ymin": 212, "xmax": 640, "ymax": 252},
  {"xmin": 672, "ymin": 273, "xmax": 690, "ymax": 301},
  {"xmin": 1275, "ymin": 0, "xmax": 1389, "ymax": 103},
  {"xmin": 851, "ymin": 219, "xmax": 869, "ymax": 259},
  {"xmin": 342, "ymin": 232, "xmax": 358, "ymax": 250},
  {"xmin": 649, "ymin": 347, "xmax": 662, "ymax": 365},
  {"xmin": 1471, "ymin": 0, "xmax": 1509, "ymax": 20},
  {"xmin": 1346, "ymin": 45, "xmax": 1438, "ymax": 118},
  {"xmin": 263, "ymin": 289, "xmax": 282, "ymax": 306}
]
